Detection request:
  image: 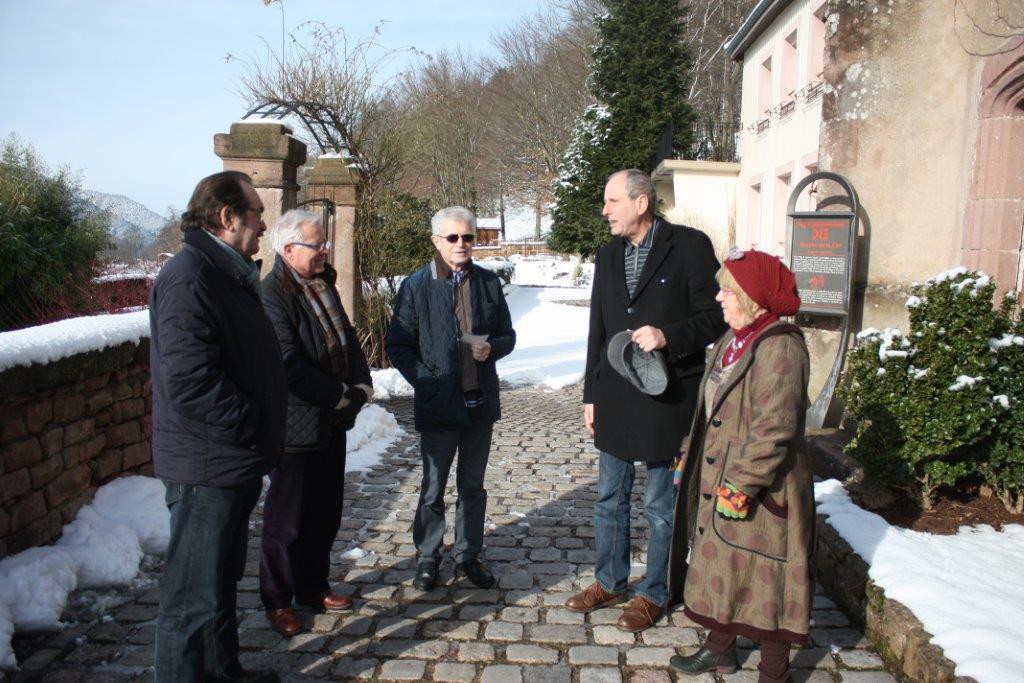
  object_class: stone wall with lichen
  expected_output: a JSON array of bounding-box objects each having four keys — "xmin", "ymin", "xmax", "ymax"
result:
[{"xmin": 818, "ymin": 0, "xmax": 993, "ymax": 332}]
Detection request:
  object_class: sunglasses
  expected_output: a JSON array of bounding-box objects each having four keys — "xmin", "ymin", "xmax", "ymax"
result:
[{"xmin": 438, "ymin": 233, "xmax": 475, "ymax": 244}]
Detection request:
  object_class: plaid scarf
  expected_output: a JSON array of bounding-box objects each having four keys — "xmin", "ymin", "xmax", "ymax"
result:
[{"xmin": 296, "ymin": 273, "xmax": 349, "ymax": 379}]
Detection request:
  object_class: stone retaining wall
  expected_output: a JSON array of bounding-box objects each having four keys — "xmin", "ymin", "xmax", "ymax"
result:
[
  {"xmin": 0, "ymin": 340, "xmax": 153, "ymax": 558},
  {"xmin": 810, "ymin": 435, "xmax": 971, "ymax": 682}
]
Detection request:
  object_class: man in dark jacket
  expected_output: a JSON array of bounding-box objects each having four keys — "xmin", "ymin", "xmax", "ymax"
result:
[
  {"xmin": 385, "ymin": 206, "xmax": 516, "ymax": 592},
  {"xmin": 258, "ymin": 209, "xmax": 373, "ymax": 636},
  {"xmin": 565, "ymin": 169, "xmax": 726, "ymax": 633},
  {"xmin": 150, "ymin": 171, "xmax": 287, "ymax": 682}
]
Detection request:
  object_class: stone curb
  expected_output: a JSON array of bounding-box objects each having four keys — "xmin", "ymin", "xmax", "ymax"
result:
[{"xmin": 811, "ymin": 437, "xmax": 973, "ymax": 682}]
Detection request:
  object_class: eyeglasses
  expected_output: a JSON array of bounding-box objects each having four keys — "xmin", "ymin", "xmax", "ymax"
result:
[
  {"xmin": 437, "ymin": 233, "xmax": 475, "ymax": 244},
  {"xmin": 726, "ymin": 246, "xmax": 745, "ymax": 261},
  {"xmin": 290, "ymin": 241, "xmax": 332, "ymax": 252}
]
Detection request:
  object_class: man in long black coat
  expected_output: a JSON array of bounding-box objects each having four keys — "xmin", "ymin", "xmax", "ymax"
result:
[{"xmin": 565, "ymin": 169, "xmax": 726, "ymax": 632}]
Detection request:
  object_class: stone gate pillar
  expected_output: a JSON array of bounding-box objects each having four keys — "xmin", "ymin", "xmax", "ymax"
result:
[
  {"xmin": 214, "ymin": 121, "xmax": 307, "ymax": 273},
  {"xmin": 306, "ymin": 157, "xmax": 362, "ymax": 325}
]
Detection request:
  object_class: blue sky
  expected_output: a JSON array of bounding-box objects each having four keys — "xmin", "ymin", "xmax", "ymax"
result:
[{"xmin": 0, "ymin": 0, "xmax": 545, "ymax": 215}]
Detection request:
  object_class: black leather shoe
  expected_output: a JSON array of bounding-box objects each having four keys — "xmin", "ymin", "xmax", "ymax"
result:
[
  {"xmin": 459, "ymin": 559, "xmax": 495, "ymax": 588},
  {"xmin": 412, "ymin": 563, "xmax": 438, "ymax": 591},
  {"xmin": 669, "ymin": 646, "xmax": 739, "ymax": 675}
]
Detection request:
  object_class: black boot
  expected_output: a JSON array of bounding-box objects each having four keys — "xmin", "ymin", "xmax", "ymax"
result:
[
  {"xmin": 669, "ymin": 646, "xmax": 739, "ymax": 675},
  {"xmin": 459, "ymin": 559, "xmax": 495, "ymax": 588},
  {"xmin": 412, "ymin": 562, "xmax": 438, "ymax": 591}
]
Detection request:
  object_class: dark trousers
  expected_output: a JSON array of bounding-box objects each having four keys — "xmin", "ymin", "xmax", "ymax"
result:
[
  {"xmin": 155, "ymin": 478, "xmax": 261, "ymax": 683},
  {"xmin": 706, "ymin": 629, "xmax": 792, "ymax": 683},
  {"xmin": 259, "ymin": 432, "xmax": 346, "ymax": 610},
  {"xmin": 413, "ymin": 420, "xmax": 493, "ymax": 565}
]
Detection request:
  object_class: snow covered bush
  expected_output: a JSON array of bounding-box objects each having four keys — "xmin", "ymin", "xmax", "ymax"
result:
[
  {"xmin": 980, "ymin": 294, "xmax": 1024, "ymax": 513},
  {"xmin": 840, "ymin": 269, "xmax": 1018, "ymax": 509}
]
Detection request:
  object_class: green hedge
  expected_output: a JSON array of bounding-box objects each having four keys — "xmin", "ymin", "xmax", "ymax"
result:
[{"xmin": 839, "ymin": 269, "xmax": 1023, "ymax": 512}]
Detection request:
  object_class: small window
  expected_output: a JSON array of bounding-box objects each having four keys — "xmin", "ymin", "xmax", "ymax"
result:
[
  {"xmin": 782, "ymin": 30, "xmax": 798, "ymax": 107},
  {"xmin": 810, "ymin": 3, "xmax": 826, "ymax": 82},
  {"xmin": 759, "ymin": 56, "xmax": 774, "ymax": 114}
]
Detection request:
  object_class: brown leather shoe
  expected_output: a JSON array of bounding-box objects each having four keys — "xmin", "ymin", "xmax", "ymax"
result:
[
  {"xmin": 565, "ymin": 582, "xmax": 627, "ymax": 613},
  {"xmin": 297, "ymin": 590, "xmax": 353, "ymax": 612},
  {"xmin": 267, "ymin": 608, "xmax": 301, "ymax": 637},
  {"xmin": 616, "ymin": 596, "xmax": 664, "ymax": 632}
]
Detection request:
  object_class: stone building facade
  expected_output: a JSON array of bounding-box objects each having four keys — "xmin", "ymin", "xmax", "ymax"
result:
[{"xmin": 819, "ymin": 0, "xmax": 1024, "ymax": 329}]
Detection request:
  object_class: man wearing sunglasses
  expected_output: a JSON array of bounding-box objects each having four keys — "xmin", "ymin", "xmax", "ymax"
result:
[{"xmin": 386, "ymin": 206, "xmax": 516, "ymax": 592}]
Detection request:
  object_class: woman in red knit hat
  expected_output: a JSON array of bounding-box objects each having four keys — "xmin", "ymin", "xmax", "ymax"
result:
[{"xmin": 666, "ymin": 248, "xmax": 813, "ymax": 683}]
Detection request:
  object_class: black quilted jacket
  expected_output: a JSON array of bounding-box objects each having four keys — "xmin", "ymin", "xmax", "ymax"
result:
[
  {"xmin": 261, "ymin": 256, "xmax": 372, "ymax": 453},
  {"xmin": 149, "ymin": 229, "xmax": 287, "ymax": 486}
]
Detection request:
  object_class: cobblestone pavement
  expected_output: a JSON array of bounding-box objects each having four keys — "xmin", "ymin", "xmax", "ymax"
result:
[{"xmin": 9, "ymin": 385, "xmax": 896, "ymax": 682}]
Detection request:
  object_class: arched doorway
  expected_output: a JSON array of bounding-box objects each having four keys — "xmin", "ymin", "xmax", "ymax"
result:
[{"xmin": 962, "ymin": 37, "xmax": 1024, "ymax": 301}]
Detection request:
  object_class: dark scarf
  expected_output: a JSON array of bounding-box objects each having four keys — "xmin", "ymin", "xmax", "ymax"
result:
[
  {"xmin": 291, "ymin": 269, "xmax": 349, "ymax": 379},
  {"xmin": 722, "ymin": 312, "xmax": 779, "ymax": 367}
]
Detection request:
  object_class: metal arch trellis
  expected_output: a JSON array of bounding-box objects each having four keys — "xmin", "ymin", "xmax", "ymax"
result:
[{"xmin": 242, "ymin": 103, "xmax": 345, "ymax": 155}]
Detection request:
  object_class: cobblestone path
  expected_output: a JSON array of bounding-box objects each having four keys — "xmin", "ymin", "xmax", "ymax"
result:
[{"xmin": 9, "ymin": 385, "xmax": 895, "ymax": 682}]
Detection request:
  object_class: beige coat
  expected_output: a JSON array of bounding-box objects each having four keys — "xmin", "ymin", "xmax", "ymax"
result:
[{"xmin": 667, "ymin": 321, "xmax": 813, "ymax": 644}]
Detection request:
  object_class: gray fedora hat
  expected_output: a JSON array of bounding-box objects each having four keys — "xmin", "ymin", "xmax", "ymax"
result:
[{"xmin": 606, "ymin": 330, "xmax": 669, "ymax": 396}]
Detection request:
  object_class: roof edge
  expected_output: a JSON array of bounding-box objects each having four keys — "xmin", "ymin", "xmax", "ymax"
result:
[{"xmin": 724, "ymin": 0, "xmax": 795, "ymax": 62}]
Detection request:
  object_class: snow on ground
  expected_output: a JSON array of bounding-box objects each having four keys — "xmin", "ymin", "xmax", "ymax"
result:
[
  {"xmin": 0, "ymin": 310, "xmax": 149, "ymax": 372},
  {"xmin": 371, "ymin": 368, "xmax": 413, "ymax": 400},
  {"xmin": 347, "ymin": 404, "xmax": 405, "ymax": 472},
  {"xmin": 498, "ymin": 281, "xmax": 590, "ymax": 390},
  {"xmin": 507, "ymin": 254, "xmax": 593, "ymax": 288},
  {"xmin": 814, "ymin": 480, "xmax": 1024, "ymax": 682},
  {"xmin": 0, "ymin": 598, "xmax": 14, "ymax": 670},
  {"xmin": 477, "ymin": 203, "xmax": 552, "ymax": 241}
]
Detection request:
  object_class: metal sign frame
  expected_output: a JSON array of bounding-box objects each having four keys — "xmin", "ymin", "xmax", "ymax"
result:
[{"xmin": 786, "ymin": 171, "xmax": 859, "ymax": 428}]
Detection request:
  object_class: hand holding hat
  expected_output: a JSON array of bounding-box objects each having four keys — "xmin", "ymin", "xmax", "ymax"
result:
[{"xmin": 607, "ymin": 329, "xmax": 670, "ymax": 396}]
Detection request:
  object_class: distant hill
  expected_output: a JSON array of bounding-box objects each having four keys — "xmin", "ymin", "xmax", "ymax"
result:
[{"xmin": 83, "ymin": 190, "xmax": 167, "ymax": 243}]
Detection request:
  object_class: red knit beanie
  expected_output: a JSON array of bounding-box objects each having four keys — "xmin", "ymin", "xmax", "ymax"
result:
[{"xmin": 723, "ymin": 249, "xmax": 801, "ymax": 316}]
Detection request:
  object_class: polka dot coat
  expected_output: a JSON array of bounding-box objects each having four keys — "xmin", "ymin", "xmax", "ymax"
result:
[{"xmin": 667, "ymin": 322, "xmax": 813, "ymax": 644}]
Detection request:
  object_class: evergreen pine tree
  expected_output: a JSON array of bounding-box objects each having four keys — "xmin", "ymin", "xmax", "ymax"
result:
[{"xmin": 549, "ymin": 0, "xmax": 694, "ymax": 257}]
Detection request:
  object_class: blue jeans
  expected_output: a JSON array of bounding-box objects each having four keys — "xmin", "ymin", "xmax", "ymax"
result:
[
  {"xmin": 155, "ymin": 479, "xmax": 261, "ymax": 683},
  {"xmin": 593, "ymin": 452, "xmax": 675, "ymax": 606}
]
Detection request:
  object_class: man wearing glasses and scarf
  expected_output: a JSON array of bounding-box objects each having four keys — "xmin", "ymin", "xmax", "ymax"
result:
[
  {"xmin": 258, "ymin": 209, "xmax": 373, "ymax": 636},
  {"xmin": 386, "ymin": 206, "xmax": 516, "ymax": 592}
]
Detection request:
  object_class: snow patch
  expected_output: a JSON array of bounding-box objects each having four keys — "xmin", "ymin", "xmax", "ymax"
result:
[
  {"xmin": 347, "ymin": 404, "xmax": 405, "ymax": 472},
  {"xmin": 56, "ymin": 507, "xmax": 144, "ymax": 588},
  {"xmin": 814, "ymin": 480, "xmax": 1024, "ymax": 681},
  {"xmin": 949, "ymin": 375, "xmax": 982, "ymax": 392},
  {"xmin": 0, "ymin": 596, "xmax": 14, "ymax": 671},
  {"xmin": 0, "ymin": 546, "xmax": 78, "ymax": 631},
  {"xmin": 927, "ymin": 267, "xmax": 969, "ymax": 285},
  {"xmin": 988, "ymin": 334, "xmax": 1024, "ymax": 351},
  {"xmin": 84, "ymin": 476, "xmax": 170, "ymax": 554},
  {"xmin": 370, "ymin": 368, "xmax": 413, "ymax": 400}
]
